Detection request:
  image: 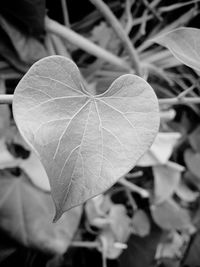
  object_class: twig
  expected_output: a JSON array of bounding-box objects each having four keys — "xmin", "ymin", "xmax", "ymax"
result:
[
  {"xmin": 119, "ymin": 177, "xmax": 149, "ymax": 198},
  {"xmin": 142, "ymin": 0, "xmax": 163, "ymax": 21},
  {"xmin": 1, "ymin": 94, "xmax": 200, "ymax": 105},
  {"xmin": 89, "ymin": 0, "xmax": 142, "ymax": 76},
  {"xmin": 0, "ymin": 95, "xmax": 13, "ymax": 104},
  {"xmin": 177, "ymin": 83, "xmax": 197, "ymax": 99},
  {"xmin": 159, "ymin": 97, "xmax": 200, "ymax": 105},
  {"xmin": 71, "ymin": 240, "xmax": 127, "ymax": 249},
  {"xmin": 61, "ymin": 0, "xmax": 70, "ymax": 27},
  {"xmin": 45, "ymin": 17, "xmax": 130, "ymax": 71}
]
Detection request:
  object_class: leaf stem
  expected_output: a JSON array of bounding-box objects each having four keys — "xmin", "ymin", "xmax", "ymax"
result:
[
  {"xmin": 61, "ymin": 0, "xmax": 70, "ymax": 27},
  {"xmin": 1, "ymin": 95, "xmax": 200, "ymax": 105},
  {"xmin": 159, "ymin": 97, "xmax": 200, "ymax": 105},
  {"xmin": 45, "ymin": 17, "xmax": 130, "ymax": 71},
  {"xmin": 119, "ymin": 177, "xmax": 149, "ymax": 198},
  {"xmin": 89, "ymin": 0, "xmax": 142, "ymax": 76},
  {"xmin": 0, "ymin": 95, "xmax": 13, "ymax": 104}
]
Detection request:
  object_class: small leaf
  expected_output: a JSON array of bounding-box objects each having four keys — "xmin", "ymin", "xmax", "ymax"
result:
[
  {"xmin": 132, "ymin": 209, "xmax": 150, "ymax": 237},
  {"xmin": 138, "ymin": 132, "xmax": 181, "ymax": 166},
  {"xmin": 13, "ymin": 56, "xmax": 159, "ymax": 221},
  {"xmin": 153, "ymin": 27, "xmax": 200, "ymax": 71},
  {"xmin": 184, "ymin": 149, "xmax": 200, "ymax": 179},
  {"xmin": 98, "ymin": 204, "xmax": 131, "ymax": 259},
  {"xmin": 153, "ymin": 161, "xmax": 184, "ymax": 203},
  {"xmin": 189, "ymin": 126, "xmax": 200, "ymax": 153},
  {"xmin": 151, "ymin": 198, "xmax": 191, "ymax": 230},
  {"xmin": 175, "ymin": 180, "xmax": 199, "ymax": 202}
]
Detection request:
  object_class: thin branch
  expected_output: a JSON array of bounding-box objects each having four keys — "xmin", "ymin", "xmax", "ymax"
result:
[
  {"xmin": 159, "ymin": 97, "xmax": 200, "ymax": 105},
  {"xmin": 61, "ymin": 0, "xmax": 70, "ymax": 27},
  {"xmin": 0, "ymin": 95, "xmax": 13, "ymax": 104},
  {"xmin": 119, "ymin": 177, "xmax": 149, "ymax": 198},
  {"xmin": 1, "ymin": 94, "xmax": 200, "ymax": 105},
  {"xmin": 45, "ymin": 17, "xmax": 130, "ymax": 71},
  {"xmin": 89, "ymin": 0, "xmax": 142, "ymax": 76}
]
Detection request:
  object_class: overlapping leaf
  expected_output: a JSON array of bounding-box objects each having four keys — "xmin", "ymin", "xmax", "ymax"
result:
[
  {"xmin": 153, "ymin": 27, "xmax": 200, "ymax": 72},
  {"xmin": 13, "ymin": 56, "xmax": 159, "ymax": 221}
]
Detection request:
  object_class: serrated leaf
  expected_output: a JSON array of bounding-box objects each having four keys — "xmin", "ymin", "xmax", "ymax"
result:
[
  {"xmin": 13, "ymin": 56, "xmax": 159, "ymax": 221},
  {"xmin": 153, "ymin": 27, "xmax": 200, "ymax": 71},
  {"xmin": 151, "ymin": 199, "xmax": 191, "ymax": 230},
  {"xmin": 153, "ymin": 162, "xmax": 184, "ymax": 203}
]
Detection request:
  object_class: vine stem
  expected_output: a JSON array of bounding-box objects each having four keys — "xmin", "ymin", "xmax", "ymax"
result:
[
  {"xmin": 2, "ymin": 95, "xmax": 200, "ymax": 105},
  {"xmin": 45, "ymin": 17, "xmax": 130, "ymax": 71},
  {"xmin": 89, "ymin": 0, "xmax": 142, "ymax": 76},
  {"xmin": 0, "ymin": 95, "xmax": 13, "ymax": 104},
  {"xmin": 158, "ymin": 97, "xmax": 200, "ymax": 105}
]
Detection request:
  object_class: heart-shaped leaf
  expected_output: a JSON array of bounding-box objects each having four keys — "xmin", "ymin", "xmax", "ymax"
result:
[
  {"xmin": 13, "ymin": 56, "xmax": 159, "ymax": 221},
  {"xmin": 153, "ymin": 27, "xmax": 200, "ymax": 72}
]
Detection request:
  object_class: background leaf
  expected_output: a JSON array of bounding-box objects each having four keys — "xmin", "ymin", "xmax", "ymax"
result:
[
  {"xmin": 0, "ymin": 170, "xmax": 82, "ymax": 254},
  {"xmin": 151, "ymin": 198, "xmax": 191, "ymax": 230},
  {"xmin": 153, "ymin": 162, "xmax": 184, "ymax": 203},
  {"xmin": 153, "ymin": 27, "xmax": 200, "ymax": 71},
  {"xmin": 13, "ymin": 56, "xmax": 159, "ymax": 221}
]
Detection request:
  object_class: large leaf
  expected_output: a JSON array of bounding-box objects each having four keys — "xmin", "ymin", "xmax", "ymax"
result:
[
  {"xmin": 13, "ymin": 56, "xmax": 159, "ymax": 221},
  {"xmin": 0, "ymin": 170, "xmax": 82, "ymax": 254},
  {"xmin": 153, "ymin": 27, "xmax": 200, "ymax": 72}
]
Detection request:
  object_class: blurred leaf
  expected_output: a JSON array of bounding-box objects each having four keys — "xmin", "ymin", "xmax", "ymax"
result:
[
  {"xmin": 132, "ymin": 209, "xmax": 150, "ymax": 237},
  {"xmin": 13, "ymin": 56, "xmax": 159, "ymax": 221},
  {"xmin": 119, "ymin": 224, "xmax": 162, "ymax": 267},
  {"xmin": 85, "ymin": 194, "xmax": 112, "ymax": 228},
  {"xmin": 153, "ymin": 162, "xmax": 184, "ymax": 203},
  {"xmin": 0, "ymin": 0, "xmax": 45, "ymax": 37},
  {"xmin": 189, "ymin": 125, "xmax": 200, "ymax": 153},
  {"xmin": 0, "ymin": 139, "xmax": 20, "ymax": 169},
  {"xmin": 156, "ymin": 232, "xmax": 184, "ymax": 259},
  {"xmin": 184, "ymin": 149, "xmax": 200, "ymax": 179},
  {"xmin": 20, "ymin": 151, "xmax": 50, "ymax": 192},
  {"xmin": 98, "ymin": 204, "xmax": 131, "ymax": 259},
  {"xmin": 153, "ymin": 27, "xmax": 200, "ymax": 72},
  {"xmin": 182, "ymin": 232, "xmax": 200, "ymax": 267},
  {"xmin": 0, "ymin": 170, "xmax": 82, "ymax": 254},
  {"xmin": 0, "ymin": 15, "xmax": 48, "ymax": 72},
  {"xmin": 138, "ymin": 133, "xmax": 181, "ymax": 167},
  {"xmin": 151, "ymin": 198, "xmax": 191, "ymax": 230},
  {"xmin": 0, "ymin": 79, "xmax": 10, "ymax": 138},
  {"xmin": 175, "ymin": 180, "xmax": 199, "ymax": 203}
]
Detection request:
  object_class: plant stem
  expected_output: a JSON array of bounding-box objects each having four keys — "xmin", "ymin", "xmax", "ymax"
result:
[
  {"xmin": 0, "ymin": 95, "xmax": 13, "ymax": 104},
  {"xmin": 89, "ymin": 0, "xmax": 142, "ymax": 76},
  {"xmin": 61, "ymin": 0, "xmax": 70, "ymax": 27},
  {"xmin": 159, "ymin": 97, "xmax": 200, "ymax": 105},
  {"xmin": 119, "ymin": 177, "xmax": 149, "ymax": 198},
  {"xmin": 1, "ymin": 94, "xmax": 200, "ymax": 105},
  {"xmin": 45, "ymin": 17, "xmax": 130, "ymax": 71}
]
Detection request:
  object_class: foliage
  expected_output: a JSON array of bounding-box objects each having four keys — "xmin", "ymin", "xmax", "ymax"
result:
[{"xmin": 0, "ymin": 0, "xmax": 200, "ymax": 267}]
